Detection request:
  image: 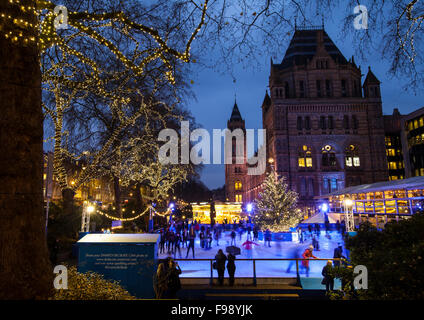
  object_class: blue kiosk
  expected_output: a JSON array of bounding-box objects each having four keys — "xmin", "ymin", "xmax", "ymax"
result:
[{"xmin": 77, "ymin": 233, "xmax": 159, "ymax": 298}]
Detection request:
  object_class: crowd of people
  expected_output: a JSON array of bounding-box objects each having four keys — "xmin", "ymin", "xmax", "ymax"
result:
[
  {"xmin": 154, "ymin": 218, "xmax": 349, "ymax": 297},
  {"xmin": 158, "ymin": 218, "xmax": 262, "ymax": 259}
]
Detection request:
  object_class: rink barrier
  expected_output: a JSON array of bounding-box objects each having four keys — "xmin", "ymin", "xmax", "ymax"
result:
[{"xmin": 173, "ymin": 258, "xmax": 344, "ymax": 286}]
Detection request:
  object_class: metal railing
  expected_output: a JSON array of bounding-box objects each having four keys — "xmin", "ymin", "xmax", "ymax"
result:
[{"xmin": 173, "ymin": 258, "xmax": 344, "ymax": 286}]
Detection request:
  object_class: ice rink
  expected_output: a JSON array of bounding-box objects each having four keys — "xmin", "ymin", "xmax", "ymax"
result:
[{"xmin": 158, "ymin": 230, "xmax": 346, "ymax": 278}]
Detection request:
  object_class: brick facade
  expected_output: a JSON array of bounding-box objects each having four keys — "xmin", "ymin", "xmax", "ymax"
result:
[{"xmin": 225, "ymin": 27, "xmax": 389, "ymax": 215}]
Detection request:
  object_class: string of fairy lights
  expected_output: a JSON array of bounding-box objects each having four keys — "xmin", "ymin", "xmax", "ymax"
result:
[
  {"xmin": 3, "ymin": 0, "xmax": 209, "ymax": 212},
  {"xmin": 95, "ymin": 205, "xmax": 172, "ymax": 222},
  {"xmin": 1, "ymin": 0, "xmax": 209, "ymax": 84}
]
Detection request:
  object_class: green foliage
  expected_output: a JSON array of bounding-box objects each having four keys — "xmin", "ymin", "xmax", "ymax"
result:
[
  {"xmin": 254, "ymin": 171, "xmax": 302, "ymax": 232},
  {"xmin": 51, "ymin": 266, "xmax": 135, "ymax": 300},
  {"xmin": 47, "ymin": 201, "xmax": 82, "ymax": 241},
  {"xmin": 328, "ymin": 265, "xmax": 358, "ymax": 300},
  {"xmin": 340, "ymin": 213, "xmax": 424, "ymax": 299}
]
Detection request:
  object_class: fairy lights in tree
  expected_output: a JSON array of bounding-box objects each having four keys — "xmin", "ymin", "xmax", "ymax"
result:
[{"xmin": 1, "ymin": 0, "xmax": 209, "ymax": 84}]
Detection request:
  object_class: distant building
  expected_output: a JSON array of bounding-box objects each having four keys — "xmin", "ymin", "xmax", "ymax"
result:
[
  {"xmin": 384, "ymin": 106, "xmax": 424, "ymax": 179},
  {"xmin": 225, "ymin": 26, "xmax": 389, "ymax": 215},
  {"xmin": 191, "ymin": 201, "xmax": 243, "ymax": 224},
  {"xmin": 384, "ymin": 108, "xmax": 406, "ymax": 180}
]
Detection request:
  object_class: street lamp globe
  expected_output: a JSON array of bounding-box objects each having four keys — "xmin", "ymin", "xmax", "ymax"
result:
[{"xmin": 87, "ymin": 205, "xmax": 95, "ymax": 214}]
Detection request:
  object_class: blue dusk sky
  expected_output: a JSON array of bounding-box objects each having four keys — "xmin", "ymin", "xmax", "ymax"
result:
[{"xmin": 188, "ymin": 17, "xmax": 424, "ymax": 190}]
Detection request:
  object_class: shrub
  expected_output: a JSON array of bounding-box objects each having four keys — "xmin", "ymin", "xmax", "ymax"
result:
[{"xmin": 51, "ymin": 266, "xmax": 135, "ymax": 300}]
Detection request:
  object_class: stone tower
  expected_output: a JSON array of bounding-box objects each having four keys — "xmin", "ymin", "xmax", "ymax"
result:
[{"xmin": 225, "ymin": 100, "xmax": 246, "ymax": 203}]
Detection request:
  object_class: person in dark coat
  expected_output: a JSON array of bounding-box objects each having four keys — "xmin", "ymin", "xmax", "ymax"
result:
[
  {"xmin": 230, "ymin": 230, "xmax": 236, "ymax": 246},
  {"xmin": 165, "ymin": 259, "xmax": 182, "ymax": 298},
  {"xmin": 264, "ymin": 229, "xmax": 272, "ymax": 247},
  {"xmin": 215, "ymin": 249, "xmax": 227, "ymax": 285},
  {"xmin": 185, "ymin": 227, "xmax": 195, "ymax": 258},
  {"xmin": 227, "ymin": 253, "xmax": 236, "ymax": 286},
  {"xmin": 322, "ymin": 260, "xmax": 335, "ymax": 292},
  {"xmin": 159, "ymin": 230, "xmax": 166, "ymax": 254},
  {"xmin": 174, "ymin": 233, "xmax": 182, "ymax": 259},
  {"xmin": 333, "ymin": 243, "xmax": 346, "ymax": 267}
]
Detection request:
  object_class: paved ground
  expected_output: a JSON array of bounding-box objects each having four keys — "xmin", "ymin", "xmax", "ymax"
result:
[{"xmin": 158, "ymin": 230, "xmax": 346, "ymax": 278}]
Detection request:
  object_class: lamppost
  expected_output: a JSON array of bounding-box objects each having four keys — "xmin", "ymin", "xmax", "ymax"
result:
[
  {"xmin": 81, "ymin": 201, "xmax": 95, "ymax": 232},
  {"xmin": 343, "ymin": 197, "xmax": 355, "ymax": 233},
  {"xmin": 268, "ymin": 157, "xmax": 275, "ymax": 171}
]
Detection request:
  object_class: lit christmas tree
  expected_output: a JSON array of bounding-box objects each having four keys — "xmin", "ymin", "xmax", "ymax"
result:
[{"xmin": 254, "ymin": 171, "xmax": 302, "ymax": 232}]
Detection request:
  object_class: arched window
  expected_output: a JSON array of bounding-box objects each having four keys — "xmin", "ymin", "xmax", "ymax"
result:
[
  {"xmin": 297, "ymin": 116, "xmax": 303, "ymax": 130},
  {"xmin": 343, "ymin": 115, "xmax": 350, "ymax": 130},
  {"xmin": 235, "ymin": 181, "xmax": 242, "ymax": 191},
  {"xmin": 284, "ymin": 82, "xmax": 290, "ymax": 98},
  {"xmin": 345, "ymin": 145, "xmax": 360, "ymax": 167},
  {"xmin": 235, "ymin": 194, "xmax": 243, "ymax": 202},
  {"xmin": 322, "ymin": 145, "xmax": 337, "ymax": 168},
  {"xmin": 298, "ymin": 145, "xmax": 313, "ymax": 168}
]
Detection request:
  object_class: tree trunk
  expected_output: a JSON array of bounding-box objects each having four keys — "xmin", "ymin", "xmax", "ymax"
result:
[
  {"xmin": 62, "ymin": 188, "xmax": 75, "ymax": 217},
  {"xmin": 135, "ymin": 183, "xmax": 143, "ymax": 214},
  {"xmin": 113, "ymin": 176, "xmax": 121, "ymax": 218},
  {"xmin": 0, "ymin": 1, "xmax": 52, "ymax": 299}
]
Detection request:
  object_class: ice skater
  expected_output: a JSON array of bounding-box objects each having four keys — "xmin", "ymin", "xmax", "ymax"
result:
[
  {"xmin": 300, "ymin": 245, "xmax": 318, "ymax": 277},
  {"xmin": 242, "ymin": 239, "xmax": 259, "ymax": 259}
]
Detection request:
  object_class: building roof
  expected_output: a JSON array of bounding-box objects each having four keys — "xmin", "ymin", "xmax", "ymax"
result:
[
  {"xmin": 77, "ymin": 233, "xmax": 159, "ymax": 244},
  {"xmin": 229, "ymin": 101, "xmax": 243, "ymax": 122},
  {"xmin": 363, "ymin": 66, "xmax": 380, "ymax": 85},
  {"xmin": 319, "ymin": 176, "xmax": 424, "ymax": 197},
  {"xmin": 262, "ymin": 90, "xmax": 271, "ymax": 108},
  {"xmin": 274, "ymin": 28, "xmax": 348, "ymax": 69}
]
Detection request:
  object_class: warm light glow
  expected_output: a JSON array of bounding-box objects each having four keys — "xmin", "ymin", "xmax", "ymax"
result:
[
  {"xmin": 87, "ymin": 205, "xmax": 95, "ymax": 213},
  {"xmin": 344, "ymin": 199, "xmax": 353, "ymax": 207},
  {"xmin": 268, "ymin": 157, "xmax": 274, "ymax": 164}
]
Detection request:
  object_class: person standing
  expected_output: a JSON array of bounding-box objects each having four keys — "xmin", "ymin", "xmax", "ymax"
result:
[
  {"xmin": 246, "ymin": 224, "xmax": 252, "ymax": 241},
  {"xmin": 301, "ymin": 245, "xmax": 318, "ymax": 277},
  {"xmin": 174, "ymin": 233, "xmax": 182, "ymax": 259},
  {"xmin": 159, "ymin": 229, "xmax": 166, "ymax": 254},
  {"xmin": 207, "ymin": 231, "xmax": 213, "ymax": 249},
  {"xmin": 182, "ymin": 228, "xmax": 188, "ymax": 248},
  {"xmin": 253, "ymin": 226, "xmax": 259, "ymax": 242},
  {"xmin": 186, "ymin": 227, "xmax": 195, "ymax": 259},
  {"xmin": 230, "ymin": 230, "xmax": 236, "ymax": 246},
  {"xmin": 215, "ymin": 249, "xmax": 227, "ymax": 285},
  {"xmin": 227, "ymin": 253, "xmax": 236, "ymax": 286},
  {"xmin": 165, "ymin": 259, "xmax": 182, "ymax": 298},
  {"xmin": 333, "ymin": 243, "xmax": 345, "ymax": 267},
  {"xmin": 264, "ymin": 229, "xmax": 272, "ymax": 247},
  {"xmin": 154, "ymin": 259, "xmax": 168, "ymax": 299},
  {"xmin": 214, "ymin": 229, "xmax": 219, "ymax": 246},
  {"xmin": 321, "ymin": 260, "xmax": 334, "ymax": 292},
  {"xmin": 200, "ymin": 231, "xmax": 205, "ymax": 249}
]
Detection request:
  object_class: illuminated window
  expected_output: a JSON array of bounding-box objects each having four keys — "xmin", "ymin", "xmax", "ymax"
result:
[
  {"xmin": 298, "ymin": 145, "xmax": 312, "ymax": 168},
  {"xmin": 43, "ymin": 173, "xmax": 47, "ymax": 180},
  {"xmin": 387, "ymin": 149, "xmax": 396, "ymax": 156},
  {"xmin": 235, "ymin": 181, "xmax": 242, "ymax": 190},
  {"xmin": 235, "ymin": 194, "xmax": 243, "ymax": 202},
  {"xmin": 322, "ymin": 145, "xmax": 336, "ymax": 167},
  {"xmin": 345, "ymin": 145, "xmax": 360, "ymax": 167},
  {"xmin": 388, "ymin": 162, "xmax": 397, "ymax": 170}
]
